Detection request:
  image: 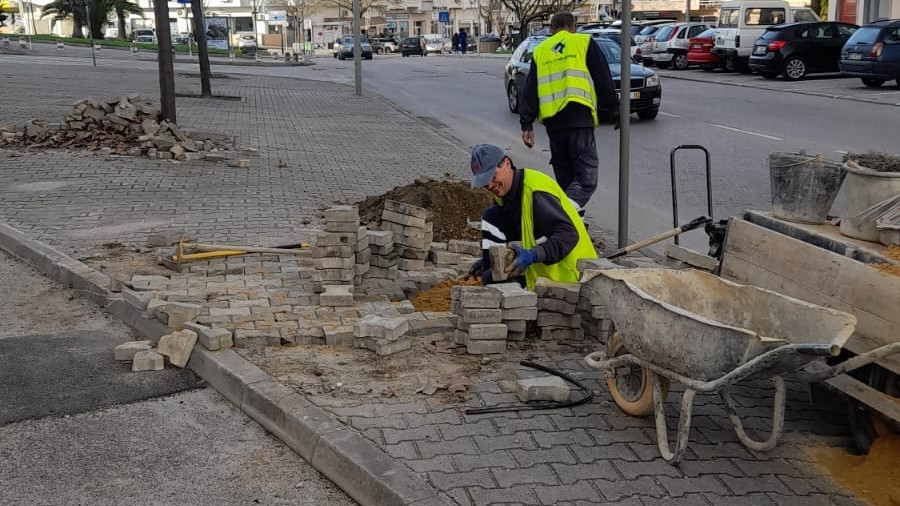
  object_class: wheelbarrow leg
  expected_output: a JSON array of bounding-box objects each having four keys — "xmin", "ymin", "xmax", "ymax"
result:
[
  {"xmin": 652, "ymin": 372, "xmax": 696, "ymax": 464},
  {"xmin": 720, "ymin": 376, "xmax": 786, "ymax": 453}
]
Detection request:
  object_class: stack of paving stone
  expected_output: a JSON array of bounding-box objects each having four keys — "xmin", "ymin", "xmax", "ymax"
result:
[
  {"xmin": 366, "ymin": 229, "xmax": 397, "ymax": 280},
  {"xmin": 492, "ymin": 282, "xmax": 538, "ymax": 341},
  {"xmin": 428, "ymin": 239, "xmax": 483, "ymax": 273},
  {"xmin": 534, "ymin": 278, "xmax": 583, "ymax": 341},
  {"xmin": 577, "ymin": 258, "xmax": 621, "ymax": 343},
  {"xmin": 380, "ymin": 200, "xmax": 432, "ymax": 273},
  {"xmin": 355, "ymin": 226, "xmax": 371, "ymax": 285},
  {"xmin": 313, "ymin": 205, "xmax": 358, "ymax": 298},
  {"xmin": 451, "ymin": 285, "xmax": 507, "ymax": 355},
  {"xmin": 353, "ymin": 314, "xmax": 412, "ymax": 356}
]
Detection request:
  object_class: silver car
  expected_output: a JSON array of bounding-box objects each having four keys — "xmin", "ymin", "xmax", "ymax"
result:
[{"xmin": 423, "ymin": 35, "xmax": 445, "ymax": 55}]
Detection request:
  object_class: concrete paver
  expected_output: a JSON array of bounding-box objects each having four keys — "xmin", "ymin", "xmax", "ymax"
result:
[{"xmin": 0, "ymin": 52, "xmax": 873, "ymax": 506}]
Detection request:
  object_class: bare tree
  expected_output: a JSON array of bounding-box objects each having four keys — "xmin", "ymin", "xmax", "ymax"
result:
[{"xmin": 500, "ymin": 0, "xmax": 576, "ymax": 44}]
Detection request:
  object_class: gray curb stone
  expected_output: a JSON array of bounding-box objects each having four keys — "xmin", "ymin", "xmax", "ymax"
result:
[{"xmin": 0, "ymin": 221, "xmax": 452, "ymax": 506}]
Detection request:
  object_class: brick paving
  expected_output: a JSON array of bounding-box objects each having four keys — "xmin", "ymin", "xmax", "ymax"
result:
[{"xmin": 0, "ymin": 56, "xmax": 869, "ymax": 506}]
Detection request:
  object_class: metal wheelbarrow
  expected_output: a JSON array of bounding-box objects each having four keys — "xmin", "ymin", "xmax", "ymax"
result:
[{"xmin": 583, "ymin": 268, "xmax": 900, "ymax": 463}]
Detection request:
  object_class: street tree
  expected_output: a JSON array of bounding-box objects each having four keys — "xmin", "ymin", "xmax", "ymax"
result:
[
  {"xmin": 40, "ymin": 0, "xmax": 86, "ymax": 38},
  {"xmin": 278, "ymin": 0, "xmax": 322, "ymax": 49},
  {"xmin": 478, "ymin": 0, "xmax": 503, "ymax": 36},
  {"xmin": 110, "ymin": 0, "xmax": 144, "ymax": 40},
  {"xmin": 41, "ymin": 0, "xmax": 141, "ymax": 39},
  {"xmin": 500, "ymin": 0, "xmax": 577, "ymax": 44},
  {"xmin": 319, "ymin": 0, "xmax": 394, "ymax": 24}
]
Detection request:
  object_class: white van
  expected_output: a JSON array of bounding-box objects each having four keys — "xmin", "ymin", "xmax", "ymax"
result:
[{"xmin": 712, "ymin": 0, "xmax": 819, "ymax": 71}]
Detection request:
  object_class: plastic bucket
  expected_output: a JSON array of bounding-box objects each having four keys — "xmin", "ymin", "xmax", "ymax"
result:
[
  {"xmin": 840, "ymin": 162, "xmax": 900, "ymax": 240},
  {"xmin": 769, "ymin": 153, "xmax": 845, "ymax": 224}
]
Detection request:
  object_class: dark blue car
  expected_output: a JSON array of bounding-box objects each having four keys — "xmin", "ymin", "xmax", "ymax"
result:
[
  {"xmin": 504, "ymin": 35, "xmax": 662, "ymax": 120},
  {"xmin": 839, "ymin": 19, "xmax": 900, "ymax": 88}
]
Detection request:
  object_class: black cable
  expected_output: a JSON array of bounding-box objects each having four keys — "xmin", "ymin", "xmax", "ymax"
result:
[{"xmin": 465, "ymin": 360, "xmax": 594, "ymax": 415}]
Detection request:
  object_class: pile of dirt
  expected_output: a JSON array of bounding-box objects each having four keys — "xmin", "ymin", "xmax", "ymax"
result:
[
  {"xmin": 410, "ymin": 276, "xmax": 481, "ymax": 312},
  {"xmin": 356, "ymin": 178, "xmax": 493, "ymax": 242},
  {"xmin": 809, "ymin": 435, "xmax": 900, "ymax": 506},
  {"xmin": 872, "ymin": 245, "xmax": 900, "ymax": 277},
  {"xmin": 844, "ymin": 152, "xmax": 900, "ymax": 173}
]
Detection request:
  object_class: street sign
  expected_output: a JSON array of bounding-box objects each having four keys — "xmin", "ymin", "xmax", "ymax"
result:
[
  {"xmin": 268, "ymin": 10, "xmax": 287, "ymax": 22},
  {"xmin": 438, "ymin": 11, "xmax": 449, "ymax": 23}
]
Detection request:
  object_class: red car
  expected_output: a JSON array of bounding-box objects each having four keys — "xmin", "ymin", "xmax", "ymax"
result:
[{"xmin": 687, "ymin": 28, "xmax": 721, "ymax": 71}]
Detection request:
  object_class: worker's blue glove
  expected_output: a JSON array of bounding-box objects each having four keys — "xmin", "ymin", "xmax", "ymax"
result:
[{"xmin": 511, "ymin": 246, "xmax": 536, "ymax": 272}]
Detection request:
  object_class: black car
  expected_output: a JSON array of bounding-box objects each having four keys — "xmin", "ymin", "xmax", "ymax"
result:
[
  {"xmin": 749, "ymin": 22, "xmax": 858, "ymax": 80},
  {"xmin": 505, "ymin": 35, "xmax": 662, "ymax": 120},
  {"xmin": 401, "ymin": 36, "xmax": 425, "ymax": 57},
  {"xmin": 840, "ymin": 19, "xmax": 900, "ymax": 88}
]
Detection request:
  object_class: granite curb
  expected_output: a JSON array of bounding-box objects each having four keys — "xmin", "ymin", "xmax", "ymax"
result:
[{"xmin": 0, "ymin": 221, "xmax": 452, "ymax": 506}]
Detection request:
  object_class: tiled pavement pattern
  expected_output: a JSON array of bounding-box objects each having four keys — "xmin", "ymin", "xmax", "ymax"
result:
[
  {"xmin": 309, "ymin": 353, "xmax": 862, "ymax": 506},
  {"xmin": 1, "ymin": 57, "xmax": 867, "ymax": 506},
  {"xmin": 0, "ymin": 61, "xmax": 469, "ymax": 258}
]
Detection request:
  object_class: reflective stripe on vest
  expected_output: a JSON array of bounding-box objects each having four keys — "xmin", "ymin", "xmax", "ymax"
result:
[
  {"xmin": 519, "ymin": 169, "xmax": 597, "ymax": 290},
  {"xmin": 533, "ymin": 31, "xmax": 599, "ymax": 126}
]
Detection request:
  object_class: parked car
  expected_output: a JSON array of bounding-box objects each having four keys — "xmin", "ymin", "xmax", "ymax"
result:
[
  {"xmin": 422, "ymin": 34, "xmax": 445, "ymax": 55},
  {"xmin": 650, "ymin": 22, "xmax": 710, "ymax": 69},
  {"xmin": 336, "ymin": 35, "xmax": 373, "ymax": 60},
  {"xmin": 840, "ymin": 19, "xmax": 900, "ymax": 88},
  {"xmin": 713, "ymin": 0, "xmax": 820, "ymax": 72},
  {"xmin": 582, "ymin": 28, "xmax": 639, "ymax": 61},
  {"xmin": 633, "ymin": 23, "xmax": 671, "ymax": 64},
  {"xmin": 132, "ymin": 29, "xmax": 155, "ymax": 44},
  {"xmin": 238, "ymin": 34, "xmax": 257, "ymax": 54},
  {"xmin": 371, "ymin": 37, "xmax": 398, "ymax": 53},
  {"xmin": 504, "ymin": 35, "xmax": 662, "ymax": 120},
  {"xmin": 748, "ymin": 22, "xmax": 858, "ymax": 80},
  {"xmin": 687, "ymin": 27, "xmax": 722, "ymax": 70},
  {"xmin": 401, "ymin": 36, "xmax": 425, "ymax": 56}
]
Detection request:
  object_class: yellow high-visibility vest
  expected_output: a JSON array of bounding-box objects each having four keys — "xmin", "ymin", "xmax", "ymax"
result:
[
  {"xmin": 519, "ymin": 169, "xmax": 597, "ymax": 290},
  {"xmin": 533, "ymin": 31, "xmax": 599, "ymax": 126}
]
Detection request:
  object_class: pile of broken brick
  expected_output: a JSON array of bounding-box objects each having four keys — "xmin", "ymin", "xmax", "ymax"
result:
[
  {"xmin": 113, "ymin": 201, "xmax": 619, "ymax": 372},
  {"xmin": 0, "ymin": 95, "xmax": 238, "ymax": 163}
]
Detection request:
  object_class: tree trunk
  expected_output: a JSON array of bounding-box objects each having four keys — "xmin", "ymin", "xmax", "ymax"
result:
[
  {"xmin": 72, "ymin": 0, "xmax": 85, "ymax": 38},
  {"xmin": 117, "ymin": 9, "xmax": 127, "ymax": 40},
  {"xmin": 190, "ymin": 0, "xmax": 212, "ymax": 97}
]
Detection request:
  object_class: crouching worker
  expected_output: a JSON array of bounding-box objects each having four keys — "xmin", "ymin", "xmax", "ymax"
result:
[{"xmin": 470, "ymin": 144, "xmax": 597, "ymax": 290}]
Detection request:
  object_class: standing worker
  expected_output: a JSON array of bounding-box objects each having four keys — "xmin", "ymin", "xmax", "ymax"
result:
[
  {"xmin": 452, "ymin": 32, "xmax": 460, "ymax": 54},
  {"xmin": 519, "ymin": 12, "xmax": 619, "ymax": 214},
  {"xmin": 458, "ymin": 28, "xmax": 468, "ymax": 55},
  {"xmin": 470, "ymin": 144, "xmax": 597, "ymax": 290}
]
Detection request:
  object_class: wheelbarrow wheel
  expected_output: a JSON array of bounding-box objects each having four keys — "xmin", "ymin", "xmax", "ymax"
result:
[{"xmin": 606, "ymin": 332, "xmax": 670, "ymax": 416}]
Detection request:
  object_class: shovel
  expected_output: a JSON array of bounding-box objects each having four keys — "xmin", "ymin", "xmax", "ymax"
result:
[{"xmin": 602, "ymin": 216, "xmax": 712, "ymax": 260}]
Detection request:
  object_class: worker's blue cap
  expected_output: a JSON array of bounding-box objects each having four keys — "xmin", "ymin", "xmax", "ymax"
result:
[{"xmin": 470, "ymin": 144, "xmax": 505, "ymax": 188}]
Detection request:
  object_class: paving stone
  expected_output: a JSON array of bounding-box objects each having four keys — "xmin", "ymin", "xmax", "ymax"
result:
[
  {"xmin": 640, "ymin": 493, "xmax": 710, "ymax": 506},
  {"xmin": 316, "ymin": 231, "xmax": 357, "ymax": 247},
  {"xmin": 156, "ymin": 329, "xmax": 198, "ymax": 368},
  {"xmin": 534, "ymin": 278, "xmax": 580, "ymax": 303},
  {"xmin": 367, "ymin": 229, "xmax": 393, "ymax": 246},
  {"xmin": 416, "ymin": 438, "xmax": 479, "ymax": 459},
  {"xmin": 372, "ymin": 337, "xmax": 412, "ymax": 356},
  {"xmin": 492, "ymin": 463, "xmax": 559, "ymax": 487},
  {"xmin": 312, "ymin": 268, "xmax": 355, "ymax": 283},
  {"xmin": 397, "ymin": 258, "xmax": 426, "ymax": 271},
  {"xmin": 473, "ymin": 433, "xmax": 536, "ymax": 452},
  {"xmin": 403, "ymin": 410, "xmax": 462, "ymax": 428},
  {"xmin": 113, "ymin": 340, "xmax": 153, "ymax": 361},
  {"xmin": 323, "ymin": 205, "xmax": 359, "ymax": 223},
  {"xmin": 613, "ymin": 459, "xmax": 683, "ymax": 479},
  {"xmin": 719, "ymin": 474, "xmax": 792, "ymax": 495},
  {"xmin": 132, "ymin": 350, "xmax": 165, "ymax": 371},
  {"xmin": 493, "ymin": 415, "xmax": 557, "ymax": 435},
  {"xmin": 353, "ymin": 314, "xmax": 409, "ymax": 339},
  {"xmin": 511, "ymin": 446, "xmax": 577, "ymax": 467},
  {"xmin": 465, "ymin": 339, "xmax": 506, "ymax": 355},
  {"xmin": 538, "ymin": 297, "xmax": 578, "ymax": 315},
  {"xmin": 504, "ymin": 319, "xmax": 527, "ymax": 333},
  {"xmin": 541, "ymin": 327, "xmax": 585, "ymax": 341},
  {"xmin": 381, "ymin": 441, "xmax": 419, "ymax": 460},
  {"xmin": 467, "ymin": 323, "xmax": 507, "ymax": 341},
  {"xmin": 533, "ymin": 481, "xmax": 598, "ymax": 504},
  {"xmin": 383, "ymin": 425, "xmax": 441, "ymax": 445},
  {"xmin": 323, "ymin": 324, "xmax": 354, "ymax": 346},
  {"xmin": 122, "ymin": 289, "xmax": 154, "ymax": 310},
  {"xmin": 517, "ymin": 376, "xmax": 571, "ymax": 403},
  {"xmin": 319, "ymin": 285, "xmax": 355, "ymax": 307},
  {"xmin": 157, "ymin": 301, "xmax": 203, "ymax": 329},
  {"xmin": 551, "ymin": 461, "xmax": 618, "ymax": 484},
  {"xmin": 429, "ymin": 250, "xmax": 460, "ymax": 266},
  {"xmin": 394, "ymin": 300, "xmax": 416, "ymax": 314},
  {"xmin": 532, "ymin": 428, "xmax": 595, "ymax": 448},
  {"xmin": 312, "ymin": 245, "xmax": 355, "ymax": 258},
  {"xmin": 324, "ymin": 220, "xmax": 361, "ymax": 233},
  {"xmin": 502, "ymin": 306, "xmax": 539, "ymax": 321},
  {"xmin": 384, "ymin": 199, "xmax": 429, "ymax": 220},
  {"xmin": 461, "ymin": 308, "xmax": 503, "ymax": 324},
  {"xmin": 451, "ymin": 450, "xmax": 517, "ymax": 472},
  {"xmin": 570, "ymin": 442, "xmax": 639, "ymax": 463},
  {"xmin": 658, "ymin": 475, "xmax": 729, "ymax": 497},
  {"xmin": 458, "ymin": 286, "xmax": 502, "ymax": 309},
  {"xmin": 405, "ymin": 455, "xmax": 456, "ymax": 473},
  {"xmin": 182, "ymin": 322, "xmax": 233, "ymax": 351},
  {"xmin": 447, "ymin": 239, "xmax": 481, "ymax": 256},
  {"xmin": 383, "ymin": 209, "xmax": 427, "ymax": 229},
  {"xmin": 314, "ymin": 256, "xmax": 355, "ymax": 269},
  {"xmin": 467, "ymin": 485, "xmax": 539, "ymax": 506},
  {"xmin": 490, "ymin": 282, "xmax": 538, "ymax": 308},
  {"xmin": 537, "ymin": 311, "xmax": 582, "ymax": 328}
]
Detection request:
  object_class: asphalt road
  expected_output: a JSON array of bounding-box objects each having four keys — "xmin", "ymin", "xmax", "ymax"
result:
[
  {"xmin": 0, "ymin": 251, "xmax": 357, "ymax": 506},
  {"xmin": 3, "ymin": 44, "xmax": 898, "ymax": 253}
]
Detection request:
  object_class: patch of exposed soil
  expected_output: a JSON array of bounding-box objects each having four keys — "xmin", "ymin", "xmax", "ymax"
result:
[
  {"xmin": 809, "ymin": 436, "xmax": 900, "ymax": 506},
  {"xmin": 871, "ymin": 245, "xmax": 900, "ymax": 277},
  {"xmin": 80, "ymin": 243, "xmax": 172, "ymax": 283},
  {"xmin": 410, "ymin": 276, "xmax": 481, "ymax": 312},
  {"xmin": 356, "ymin": 178, "xmax": 493, "ymax": 242}
]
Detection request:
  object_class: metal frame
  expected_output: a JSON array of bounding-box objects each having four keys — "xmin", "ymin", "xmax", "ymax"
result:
[{"xmin": 670, "ymin": 145, "xmax": 713, "ymax": 245}]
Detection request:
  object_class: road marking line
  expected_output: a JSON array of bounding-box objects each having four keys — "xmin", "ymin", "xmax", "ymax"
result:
[
  {"xmin": 712, "ymin": 124, "xmax": 782, "ymax": 141},
  {"xmin": 834, "ymin": 150, "xmax": 848, "ymax": 154},
  {"xmin": 659, "ymin": 111, "xmax": 680, "ymax": 118}
]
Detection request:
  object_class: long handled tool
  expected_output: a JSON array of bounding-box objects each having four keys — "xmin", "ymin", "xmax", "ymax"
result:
[
  {"xmin": 158, "ymin": 240, "xmax": 310, "ymax": 272},
  {"xmin": 603, "ymin": 216, "xmax": 711, "ymax": 260}
]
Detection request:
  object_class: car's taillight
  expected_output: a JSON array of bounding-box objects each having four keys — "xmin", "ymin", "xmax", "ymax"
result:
[
  {"xmin": 767, "ymin": 40, "xmax": 787, "ymax": 52},
  {"xmin": 636, "ymin": 47, "xmax": 642, "ymax": 55},
  {"xmin": 735, "ymin": 35, "xmax": 741, "ymax": 48},
  {"xmin": 871, "ymin": 42, "xmax": 884, "ymax": 57}
]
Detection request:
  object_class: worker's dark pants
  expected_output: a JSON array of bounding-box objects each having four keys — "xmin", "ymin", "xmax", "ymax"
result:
[
  {"xmin": 479, "ymin": 204, "xmax": 525, "ymax": 287},
  {"xmin": 546, "ymin": 126, "xmax": 598, "ymax": 210}
]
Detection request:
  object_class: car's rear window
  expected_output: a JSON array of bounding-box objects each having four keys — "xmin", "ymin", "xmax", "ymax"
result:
[
  {"xmin": 846, "ymin": 26, "xmax": 882, "ymax": 44},
  {"xmin": 655, "ymin": 26, "xmax": 675, "ymax": 40},
  {"xmin": 719, "ymin": 8, "xmax": 739, "ymax": 28},
  {"xmin": 639, "ymin": 25, "xmax": 661, "ymax": 36},
  {"xmin": 695, "ymin": 28, "xmax": 716, "ymax": 39},
  {"xmin": 404, "ymin": 38, "xmax": 418, "ymax": 44},
  {"xmin": 759, "ymin": 28, "xmax": 784, "ymax": 40}
]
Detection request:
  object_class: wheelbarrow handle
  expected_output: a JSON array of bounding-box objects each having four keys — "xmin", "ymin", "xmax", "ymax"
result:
[
  {"xmin": 603, "ymin": 216, "xmax": 712, "ymax": 260},
  {"xmin": 798, "ymin": 341, "xmax": 900, "ymax": 382}
]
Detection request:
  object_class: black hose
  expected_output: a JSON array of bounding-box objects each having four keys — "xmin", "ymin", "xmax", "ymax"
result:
[{"xmin": 465, "ymin": 360, "xmax": 594, "ymax": 415}]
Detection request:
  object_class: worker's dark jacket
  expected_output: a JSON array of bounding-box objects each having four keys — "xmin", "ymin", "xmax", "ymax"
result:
[
  {"xmin": 481, "ymin": 167, "xmax": 579, "ymax": 283},
  {"xmin": 519, "ymin": 39, "xmax": 619, "ymax": 131}
]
